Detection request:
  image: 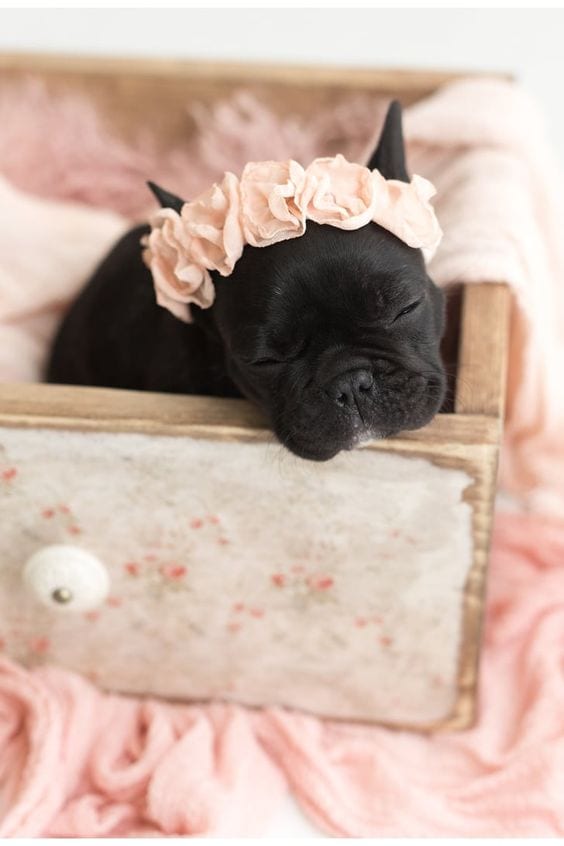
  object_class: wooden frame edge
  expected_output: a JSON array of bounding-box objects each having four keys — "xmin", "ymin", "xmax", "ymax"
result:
[
  {"xmin": 0, "ymin": 382, "xmax": 499, "ymax": 450},
  {"xmin": 455, "ymin": 282, "xmax": 511, "ymax": 418},
  {"xmin": 0, "ymin": 51, "xmax": 512, "ymax": 92}
]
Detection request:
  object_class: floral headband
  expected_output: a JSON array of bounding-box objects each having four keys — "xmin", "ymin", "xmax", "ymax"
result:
[{"xmin": 142, "ymin": 154, "xmax": 443, "ymax": 322}]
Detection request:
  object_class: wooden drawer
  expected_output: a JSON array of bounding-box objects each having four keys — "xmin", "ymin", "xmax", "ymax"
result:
[{"xmin": 0, "ymin": 53, "xmax": 510, "ymax": 729}]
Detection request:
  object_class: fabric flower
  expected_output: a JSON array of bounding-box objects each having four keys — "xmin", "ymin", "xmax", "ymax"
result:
[
  {"xmin": 299, "ymin": 154, "xmax": 377, "ymax": 230},
  {"xmin": 372, "ymin": 171, "xmax": 443, "ymax": 260},
  {"xmin": 240, "ymin": 160, "xmax": 306, "ymax": 247},
  {"xmin": 141, "ymin": 208, "xmax": 215, "ymax": 323},
  {"xmin": 180, "ymin": 171, "xmax": 245, "ymax": 276}
]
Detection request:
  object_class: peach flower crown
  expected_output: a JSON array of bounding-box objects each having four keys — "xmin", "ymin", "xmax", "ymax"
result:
[{"xmin": 142, "ymin": 154, "xmax": 443, "ymax": 322}]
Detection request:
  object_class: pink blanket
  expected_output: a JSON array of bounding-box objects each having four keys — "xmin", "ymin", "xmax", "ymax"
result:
[{"xmin": 1, "ymin": 76, "xmax": 564, "ymax": 836}]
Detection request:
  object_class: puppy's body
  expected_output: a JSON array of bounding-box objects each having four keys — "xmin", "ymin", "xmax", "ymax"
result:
[
  {"xmin": 48, "ymin": 224, "xmax": 240, "ymax": 398},
  {"xmin": 48, "ymin": 102, "xmax": 447, "ymax": 461}
]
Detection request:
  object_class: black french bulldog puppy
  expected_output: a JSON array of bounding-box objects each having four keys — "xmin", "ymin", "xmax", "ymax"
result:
[{"xmin": 47, "ymin": 101, "xmax": 446, "ymax": 461}]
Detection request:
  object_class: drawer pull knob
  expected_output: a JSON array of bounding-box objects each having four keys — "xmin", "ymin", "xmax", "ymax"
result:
[
  {"xmin": 52, "ymin": 586, "xmax": 73, "ymax": 604},
  {"xmin": 23, "ymin": 545, "xmax": 110, "ymax": 612}
]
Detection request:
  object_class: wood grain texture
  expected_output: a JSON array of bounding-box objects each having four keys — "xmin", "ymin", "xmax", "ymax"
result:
[
  {"xmin": 0, "ymin": 51, "xmax": 506, "ymax": 90},
  {"xmin": 455, "ymin": 283, "xmax": 511, "ymax": 417},
  {"xmin": 441, "ymin": 443, "xmax": 499, "ymax": 729},
  {"xmin": 0, "ymin": 382, "xmax": 499, "ymax": 449}
]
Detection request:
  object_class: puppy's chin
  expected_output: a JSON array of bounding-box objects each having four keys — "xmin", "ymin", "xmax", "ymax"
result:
[
  {"xmin": 280, "ymin": 441, "xmax": 341, "ymax": 462},
  {"xmin": 274, "ymin": 393, "xmax": 445, "ymax": 462},
  {"xmin": 276, "ymin": 425, "xmax": 391, "ymax": 463}
]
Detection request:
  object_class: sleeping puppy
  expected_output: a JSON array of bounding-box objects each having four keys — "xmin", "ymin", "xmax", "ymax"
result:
[{"xmin": 47, "ymin": 101, "xmax": 446, "ymax": 461}]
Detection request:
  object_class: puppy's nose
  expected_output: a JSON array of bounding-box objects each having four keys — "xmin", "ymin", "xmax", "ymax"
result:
[{"xmin": 326, "ymin": 368, "xmax": 374, "ymax": 409}]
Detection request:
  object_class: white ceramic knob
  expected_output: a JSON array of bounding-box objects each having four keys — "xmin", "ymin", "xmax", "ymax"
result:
[{"xmin": 23, "ymin": 545, "xmax": 110, "ymax": 612}]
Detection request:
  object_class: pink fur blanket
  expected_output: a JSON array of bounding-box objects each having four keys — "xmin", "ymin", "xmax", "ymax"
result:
[{"xmin": 1, "ymin": 76, "xmax": 564, "ymax": 836}]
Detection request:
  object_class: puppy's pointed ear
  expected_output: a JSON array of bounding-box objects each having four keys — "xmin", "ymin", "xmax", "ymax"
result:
[
  {"xmin": 147, "ymin": 181, "xmax": 185, "ymax": 213},
  {"xmin": 365, "ymin": 100, "xmax": 409, "ymax": 183}
]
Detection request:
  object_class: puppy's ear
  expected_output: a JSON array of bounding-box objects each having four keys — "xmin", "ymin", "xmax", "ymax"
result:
[
  {"xmin": 365, "ymin": 100, "xmax": 409, "ymax": 183},
  {"xmin": 147, "ymin": 181, "xmax": 185, "ymax": 213}
]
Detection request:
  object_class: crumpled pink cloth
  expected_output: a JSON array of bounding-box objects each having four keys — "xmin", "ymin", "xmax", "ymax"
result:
[
  {"xmin": 0, "ymin": 175, "xmax": 127, "ymax": 382},
  {"xmin": 0, "ymin": 662, "xmax": 286, "ymax": 837},
  {"xmin": 1, "ymin": 76, "xmax": 564, "ymax": 836},
  {"xmin": 1, "ymin": 510, "xmax": 563, "ymax": 837}
]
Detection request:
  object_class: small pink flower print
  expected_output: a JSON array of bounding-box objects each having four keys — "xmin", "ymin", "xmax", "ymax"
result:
[
  {"xmin": 390, "ymin": 529, "xmax": 401, "ymax": 539},
  {"xmin": 218, "ymin": 537, "xmax": 230, "ymax": 546},
  {"xmin": 1, "ymin": 467, "xmax": 17, "ymax": 482},
  {"xmin": 233, "ymin": 602, "xmax": 245, "ymax": 613},
  {"xmin": 379, "ymin": 635, "xmax": 393, "ymax": 648},
  {"xmin": 291, "ymin": 564, "xmax": 305, "ymax": 574},
  {"xmin": 30, "ymin": 636, "xmax": 50, "ymax": 655},
  {"xmin": 355, "ymin": 615, "xmax": 384, "ymax": 630},
  {"xmin": 227, "ymin": 621, "xmax": 242, "ymax": 634},
  {"xmin": 124, "ymin": 562, "xmax": 140, "ymax": 576},
  {"xmin": 160, "ymin": 564, "xmax": 187, "ymax": 581},
  {"xmin": 249, "ymin": 608, "xmax": 264, "ymax": 619},
  {"xmin": 84, "ymin": 610, "xmax": 100, "ymax": 622},
  {"xmin": 271, "ymin": 573, "xmax": 286, "ymax": 588},
  {"xmin": 42, "ymin": 503, "xmax": 83, "ymax": 535},
  {"xmin": 209, "ymin": 515, "xmax": 220, "ymax": 525},
  {"xmin": 107, "ymin": 596, "xmax": 123, "ymax": 608},
  {"xmin": 190, "ymin": 518, "xmax": 204, "ymax": 529},
  {"xmin": 313, "ymin": 576, "xmax": 334, "ymax": 591}
]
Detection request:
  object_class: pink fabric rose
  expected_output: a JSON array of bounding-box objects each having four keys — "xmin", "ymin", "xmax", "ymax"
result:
[
  {"xmin": 299, "ymin": 154, "xmax": 377, "ymax": 230},
  {"xmin": 180, "ymin": 171, "xmax": 245, "ymax": 276},
  {"xmin": 142, "ymin": 209, "xmax": 215, "ymax": 323},
  {"xmin": 240, "ymin": 160, "xmax": 306, "ymax": 247},
  {"xmin": 372, "ymin": 171, "xmax": 443, "ymax": 259}
]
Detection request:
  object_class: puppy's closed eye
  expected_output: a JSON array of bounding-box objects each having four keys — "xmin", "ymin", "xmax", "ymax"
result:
[
  {"xmin": 249, "ymin": 338, "xmax": 311, "ymax": 367},
  {"xmin": 250, "ymin": 356, "xmax": 284, "ymax": 368},
  {"xmin": 392, "ymin": 298, "xmax": 423, "ymax": 322}
]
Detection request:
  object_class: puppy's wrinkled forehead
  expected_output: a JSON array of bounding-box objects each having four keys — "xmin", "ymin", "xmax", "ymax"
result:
[{"xmin": 214, "ymin": 219, "xmax": 428, "ymax": 344}]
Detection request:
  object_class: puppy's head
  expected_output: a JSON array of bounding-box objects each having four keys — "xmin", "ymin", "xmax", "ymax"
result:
[{"xmin": 159, "ymin": 102, "xmax": 446, "ymax": 461}]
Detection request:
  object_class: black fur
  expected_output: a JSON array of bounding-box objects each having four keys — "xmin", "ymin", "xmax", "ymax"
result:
[{"xmin": 47, "ymin": 101, "xmax": 446, "ymax": 461}]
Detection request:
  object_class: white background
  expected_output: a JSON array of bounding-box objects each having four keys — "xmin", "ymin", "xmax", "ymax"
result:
[{"xmin": 0, "ymin": 6, "xmax": 562, "ymax": 838}]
